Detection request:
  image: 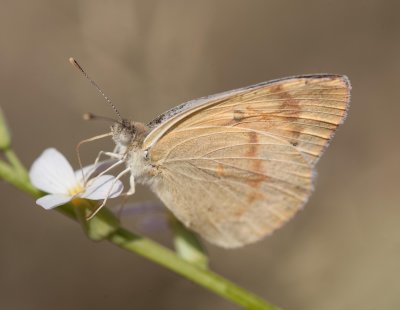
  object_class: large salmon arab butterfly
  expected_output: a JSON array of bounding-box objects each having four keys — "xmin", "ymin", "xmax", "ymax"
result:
[{"xmin": 70, "ymin": 58, "xmax": 351, "ymax": 248}]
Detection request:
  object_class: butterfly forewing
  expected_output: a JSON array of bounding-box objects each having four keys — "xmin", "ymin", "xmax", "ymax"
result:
[{"xmin": 145, "ymin": 75, "xmax": 351, "ymax": 248}]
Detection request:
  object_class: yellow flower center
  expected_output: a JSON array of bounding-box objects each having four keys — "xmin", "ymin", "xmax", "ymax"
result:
[{"xmin": 68, "ymin": 183, "xmax": 84, "ymax": 196}]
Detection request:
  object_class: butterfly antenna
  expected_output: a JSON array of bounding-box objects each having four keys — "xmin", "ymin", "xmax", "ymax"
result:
[
  {"xmin": 83, "ymin": 112, "xmax": 116, "ymax": 123},
  {"xmin": 69, "ymin": 57, "xmax": 123, "ymax": 122}
]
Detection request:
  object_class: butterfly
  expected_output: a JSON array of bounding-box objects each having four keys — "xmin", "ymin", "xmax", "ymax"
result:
[{"xmin": 71, "ymin": 59, "xmax": 351, "ymax": 249}]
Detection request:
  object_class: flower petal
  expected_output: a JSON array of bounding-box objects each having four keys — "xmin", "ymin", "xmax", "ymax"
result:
[
  {"xmin": 36, "ymin": 194, "xmax": 71, "ymax": 210},
  {"xmin": 29, "ymin": 148, "xmax": 76, "ymax": 194},
  {"xmin": 81, "ymin": 175, "xmax": 124, "ymax": 200}
]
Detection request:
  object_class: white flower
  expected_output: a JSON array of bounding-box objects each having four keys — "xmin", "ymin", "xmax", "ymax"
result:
[{"xmin": 29, "ymin": 148, "xmax": 123, "ymax": 210}]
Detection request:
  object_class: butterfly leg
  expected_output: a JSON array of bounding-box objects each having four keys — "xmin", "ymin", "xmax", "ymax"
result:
[
  {"xmin": 84, "ymin": 159, "xmax": 125, "ymax": 187},
  {"xmin": 86, "ymin": 167, "xmax": 131, "ymax": 220},
  {"xmin": 127, "ymin": 173, "xmax": 135, "ymax": 195},
  {"xmin": 92, "ymin": 150, "xmax": 124, "ymax": 170},
  {"xmin": 113, "ymin": 173, "xmax": 136, "ymax": 219},
  {"xmin": 83, "ymin": 148, "xmax": 127, "ymax": 183},
  {"xmin": 78, "ymin": 149, "xmax": 125, "ymax": 183}
]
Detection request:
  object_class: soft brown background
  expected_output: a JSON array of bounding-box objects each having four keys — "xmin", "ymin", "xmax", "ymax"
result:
[{"xmin": 1, "ymin": 1, "xmax": 399, "ymax": 309}]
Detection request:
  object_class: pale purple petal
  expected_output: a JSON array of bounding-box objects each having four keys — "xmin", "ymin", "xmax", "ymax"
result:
[
  {"xmin": 36, "ymin": 194, "xmax": 71, "ymax": 210},
  {"xmin": 81, "ymin": 175, "xmax": 123, "ymax": 200},
  {"xmin": 29, "ymin": 148, "xmax": 76, "ymax": 194},
  {"xmin": 137, "ymin": 215, "xmax": 169, "ymax": 233},
  {"xmin": 111, "ymin": 201, "xmax": 168, "ymax": 233},
  {"xmin": 114, "ymin": 201, "xmax": 165, "ymax": 217}
]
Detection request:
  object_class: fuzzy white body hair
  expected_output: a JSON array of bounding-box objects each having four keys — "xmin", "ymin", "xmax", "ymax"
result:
[
  {"xmin": 125, "ymin": 147, "xmax": 155, "ymax": 185},
  {"xmin": 110, "ymin": 120, "xmax": 158, "ymax": 188}
]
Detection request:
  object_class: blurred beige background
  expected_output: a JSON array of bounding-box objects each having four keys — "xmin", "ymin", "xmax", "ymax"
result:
[{"xmin": 1, "ymin": 1, "xmax": 399, "ymax": 309}]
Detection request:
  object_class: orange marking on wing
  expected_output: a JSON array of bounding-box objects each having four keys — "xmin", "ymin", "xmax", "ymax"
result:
[
  {"xmin": 271, "ymin": 85, "xmax": 302, "ymax": 145},
  {"xmin": 246, "ymin": 191, "xmax": 264, "ymax": 205},
  {"xmin": 234, "ymin": 207, "xmax": 247, "ymax": 219},
  {"xmin": 216, "ymin": 163, "xmax": 225, "ymax": 177},
  {"xmin": 245, "ymin": 131, "xmax": 268, "ymax": 192},
  {"xmin": 246, "ymin": 131, "xmax": 258, "ymax": 157}
]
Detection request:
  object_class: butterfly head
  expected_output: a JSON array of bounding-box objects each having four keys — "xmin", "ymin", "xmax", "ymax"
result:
[
  {"xmin": 111, "ymin": 119, "xmax": 148, "ymax": 149},
  {"xmin": 111, "ymin": 119, "xmax": 135, "ymax": 147}
]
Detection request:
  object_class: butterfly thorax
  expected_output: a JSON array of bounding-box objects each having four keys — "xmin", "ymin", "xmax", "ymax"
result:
[{"xmin": 111, "ymin": 119, "xmax": 156, "ymax": 184}]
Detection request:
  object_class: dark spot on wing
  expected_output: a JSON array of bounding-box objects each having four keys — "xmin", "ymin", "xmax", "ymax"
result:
[{"xmin": 233, "ymin": 109, "xmax": 245, "ymax": 121}]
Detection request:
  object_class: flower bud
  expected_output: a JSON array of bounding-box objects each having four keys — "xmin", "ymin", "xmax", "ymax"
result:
[{"xmin": 0, "ymin": 107, "xmax": 11, "ymax": 150}]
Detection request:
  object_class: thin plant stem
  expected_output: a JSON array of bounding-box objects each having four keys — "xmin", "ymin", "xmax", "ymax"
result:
[
  {"xmin": 0, "ymin": 159, "xmax": 37, "ymax": 195},
  {"xmin": 109, "ymin": 227, "xmax": 280, "ymax": 310},
  {"xmin": 4, "ymin": 148, "xmax": 29, "ymax": 179}
]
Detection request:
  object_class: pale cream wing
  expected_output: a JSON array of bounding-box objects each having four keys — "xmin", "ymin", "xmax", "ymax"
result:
[
  {"xmin": 144, "ymin": 75, "xmax": 351, "ymax": 165},
  {"xmin": 150, "ymin": 127, "xmax": 313, "ymax": 248},
  {"xmin": 145, "ymin": 75, "xmax": 351, "ymax": 248}
]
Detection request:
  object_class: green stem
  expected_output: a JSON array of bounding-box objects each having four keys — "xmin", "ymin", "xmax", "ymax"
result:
[
  {"xmin": 0, "ymin": 157, "xmax": 281, "ymax": 310},
  {"xmin": 109, "ymin": 227, "xmax": 280, "ymax": 310},
  {"xmin": 0, "ymin": 160, "xmax": 38, "ymax": 195},
  {"xmin": 4, "ymin": 148, "xmax": 29, "ymax": 180}
]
